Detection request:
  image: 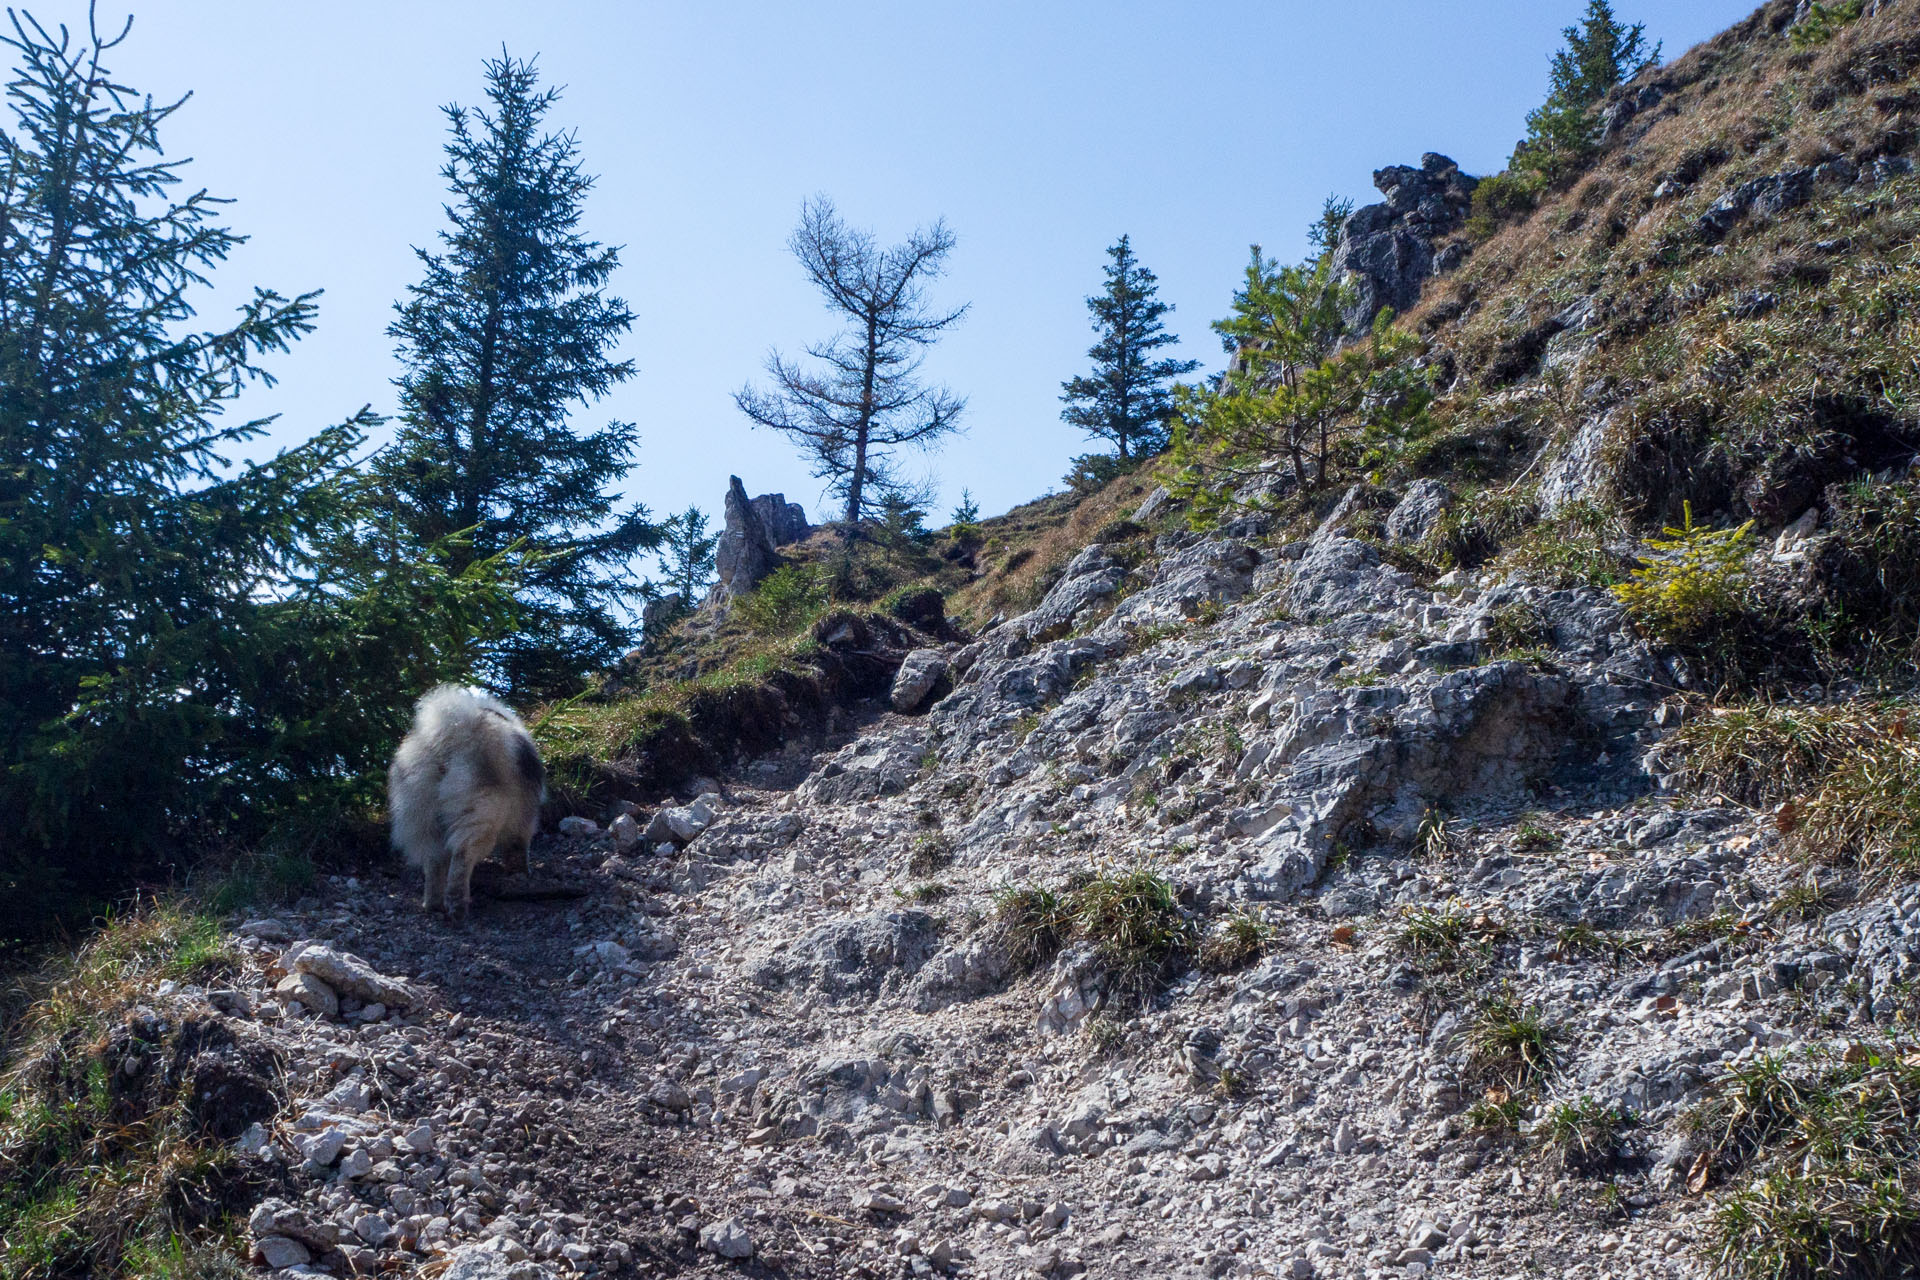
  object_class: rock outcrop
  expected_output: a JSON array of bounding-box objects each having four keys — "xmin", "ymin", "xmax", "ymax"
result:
[
  {"xmin": 713, "ymin": 475, "xmax": 809, "ymax": 600},
  {"xmin": 1330, "ymin": 152, "xmax": 1478, "ymax": 333}
]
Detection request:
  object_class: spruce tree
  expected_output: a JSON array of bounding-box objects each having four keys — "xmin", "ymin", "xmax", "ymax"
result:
[
  {"xmin": 655, "ymin": 505, "xmax": 717, "ymax": 601},
  {"xmin": 379, "ymin": 53, "xmax": 656, "ymax": 694},
  {"xmin": 1060, "ymin": 236, "xmax": 1199, "ymax": 460},
  {"xmin": 1516, "ymin": 1, "xmax": 1660, "ymax": 176},
  {"xmin": 0, "ymin": 12, "xmax": 518, "ymax": 937}
]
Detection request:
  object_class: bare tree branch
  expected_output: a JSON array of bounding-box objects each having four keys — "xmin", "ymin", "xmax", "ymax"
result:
[{"xmin": 734, "ymin": 195, "xmax": 969, "ymax": 527}]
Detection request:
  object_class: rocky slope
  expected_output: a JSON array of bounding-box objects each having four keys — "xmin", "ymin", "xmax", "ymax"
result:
[
  {"xmin": 16, "ymin": 4, "xmax": 1920, "ymax": 1279},
  {"xmin": 83, "ymin": 484, "xmax": 1913, "ymax": 1280}
]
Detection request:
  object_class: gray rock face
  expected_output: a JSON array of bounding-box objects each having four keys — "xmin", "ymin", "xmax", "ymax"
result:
[
  {"xmin": 1330, "ymin": 153, "xmax": 1478, "ymax": 333},
  {"xmin": 753, "ymin": 910, "xmax": 942, "ymax": 999},
  {"xmin": 715, "ymin": 476, "xmax": 808, "ymax": 600},
  {"xmin": 715, "ymin": 475, "xmax": 779, "ymax": 600},
  {"xmin": 751, "ymin": 493, "xmax": 809, "ymax": 547},
  {"xmin": 890, "ymin": 648, "xmax": 951, "ymax": 714},
  {"xmin": 1384, "ymin": 479, "xmax": 1453, "ymax": 545}
]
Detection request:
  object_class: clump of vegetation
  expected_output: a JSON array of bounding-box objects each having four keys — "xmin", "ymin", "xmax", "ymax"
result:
[
  {"xmin": 993, "ymin": 886, "xmax": 1075, "ymax": 972},
  {"xmin": 1790, "ymin": 0, "xmax": 1866, "ymax": 48},
  {"xmin": 1514, "ymin": 819, "xmax": 1563, "ymax": 853},
  {"xmin": 994, "ymin": 869, "xmax": 1200, "ymax": 1003},
  {"xmin": 1072, "ymin": 870, "xmax": 1201, "ymax": 1003},
  {"xmin": 1415, "ymin": 807, "xmax": 1462, "ymax": 858},
  {"xmin": 1486, "ymin": 599, "xmax": 1554, "ymax": 653},
  {"xmin": 735, "ymin": 564, "xmax": 829, "ymax": 636},
  {"xmin": 1466, "ymin": 1091, "xmax": 1527, "ymax": 1135},
  {"xmin": 0, "ymin": 906, "xmax": 258, "ymax": 1280},
  {"xmin": 1197, "ymin": 912, "xmax": 1271, "ymax": 974},
  {"xmin": 1672, "ymin": 700, "xmax": 1920, "ymax": 875},
  {"xmin": 1688, "ymin": 1042, "xmax": 1920, "ymax": 1280},
  {"xmin": 1398, "ymin": 904, "xmax": 1470, "ymax": 965},
  {"xmin": 1170, "ymin": 229, "xmax": 1433, "ymax": 523},
  {"xmin": 1539, "ymin": 1096, "xmax": 1637, "ymax": 1174},
  {"xmin": 908, "ymin": 834, "xmax": 955, "ymax": 878},
  {"xmin": 1464, "ymin": 991, "xmax": 1562, "ymax": 1090},
  {"xmin": 1769, "ymin": 876, "xmax": 1841, "ymax": 924}
]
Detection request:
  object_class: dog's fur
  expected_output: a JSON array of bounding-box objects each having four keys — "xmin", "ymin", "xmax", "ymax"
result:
[{"xmin": 388, "ymin": 685, "xmax": 545, "ymax": 923}]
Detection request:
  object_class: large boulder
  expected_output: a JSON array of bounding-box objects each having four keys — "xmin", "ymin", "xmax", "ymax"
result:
[
  {"xmin": 1330, "ymin": 153, "xmax": 1478, "ymax": 333},
  {"xmin": 890, "ymin": 649, "xmax": 951, "ymax": 713}
]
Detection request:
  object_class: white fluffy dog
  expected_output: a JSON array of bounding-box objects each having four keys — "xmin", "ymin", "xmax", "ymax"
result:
[{"xmin": 388, "ymin": 685, "xmax": 545, "ymax": 923}]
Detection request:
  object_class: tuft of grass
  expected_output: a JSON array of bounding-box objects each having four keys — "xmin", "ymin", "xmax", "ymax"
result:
[
  {"xmin": 994, "ymin": 869, "xmax": 1199, "ymax": 1005},
  {"xmin": 907, "ymin": 835, "xmax": 955, "ymax": 879},
  {"xmin": 1486, "ymin": 599, "xmax": 1554, "ymax": 653},
  {"xmin": 1072, "ymin": 870, "xmax": 1200, "ymax": 1004},
  {"xmin": 1769, "ymin": 875, "xmax": 1841, "ymax": 924},
  {"xmin": 1415, "ymin": 807, "xmax": 1461, "ymax": 858},
  {"xmin": 1197, "ymin": 911, "xmax": 1271, "ymax": 974},
  {"xmin": 993, "ymin": 886, "xmax": 1074, "ymax": 973},
  {"xmin": 897, "ymin": 882, "xmax": 950, "ymax": 904},
  {"xmin": 1513, "ymin": 819, "xmax": 1563, "ymax": 852},
  {"xmin": 1673, "ymin": 700, "xmax": 1920, "ymax": 876},
  {"xmin": 1688, "ymin": 1042, "xmax": 1920, "ymax": 1279},
  {"xmin": 1465, "ymin": 1091, "xmax": 1526, "ymax": 1135},
  {"xmin": 1463, "ymin": 991, "xmax": 1561, "ymax": 1090},
  {"xmin": 1539, "ymin": 1096, "xmax": 1637, "ymax": 1175}
]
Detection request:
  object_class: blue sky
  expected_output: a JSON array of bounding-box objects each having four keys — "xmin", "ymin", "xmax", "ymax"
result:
[{"xmin": 22, "ymin": 1, "xmax": 1759, "ymax": 531}]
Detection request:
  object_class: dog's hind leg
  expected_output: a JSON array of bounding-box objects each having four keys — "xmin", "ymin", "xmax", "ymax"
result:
[
  {"xmin": 422, "ymin": 848, "xmax": 450, "ymax": 914},
  {"xmin": 444, "ymin": 839, "xmax": 488, "ymax": 926}
]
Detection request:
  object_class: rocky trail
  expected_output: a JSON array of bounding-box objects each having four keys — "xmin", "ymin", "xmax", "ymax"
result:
[{"xmin": 153, "ymin": 497, "xmax": 1920, "ymax": 1280}]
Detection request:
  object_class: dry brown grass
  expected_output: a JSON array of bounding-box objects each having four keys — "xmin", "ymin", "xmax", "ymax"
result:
[{"xmin": 947, "ymin": 460, "xmax": 1169, "ymax": 627}]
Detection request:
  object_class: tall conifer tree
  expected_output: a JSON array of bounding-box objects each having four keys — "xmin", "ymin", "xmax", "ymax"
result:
[
  {"xmin": 378, "ymin": 53, "xmax": 655, "ymax": 694},
  {"xmin": 1060, "ymin": 236, "xmax": 1199, "ymax": 460}
]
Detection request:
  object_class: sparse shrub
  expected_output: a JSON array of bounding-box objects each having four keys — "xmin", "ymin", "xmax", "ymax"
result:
[
  {"xmin": 1198, "ymin": 912, "xmax": 1271, "ymax": 973},
  {"xmin": 735, "ymin": 564, "xmax": 827, "ymax": 635},
  {"xmin": 1466, "ymin": 169, "xmax": 1550, "ymax": 238},
  {"xmin": 1062, "ymin": 452, "xmax": 1130, "ymax": 497},
  {"xmin": 1464, "ymin": 991, "xmax": 1561, "ymax": 1089},
  {"xmin": 1611, "ymin": 502, "xmax": 1756, "ymax": 644},
  {"xmin": 1790, "ymin": 0, "xmax": 1866, "ymax": 48},
  {"xmin": 1415, "ymin": 807, "xmax": 1462, "ymax": 858}
]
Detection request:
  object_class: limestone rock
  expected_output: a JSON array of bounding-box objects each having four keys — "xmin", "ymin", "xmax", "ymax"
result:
[
  {"xmin": 1330, "ymin": 153, "xmax": 1477, "ymax": 332},
  {"xmin": 890, "ymin": 648, "xmax": 951, "ymax": 713},
  {"xmin": 289, "ymin": 946, "xmax": 418, "ymax": 1010},
  {"xmin": 1384, "ymin": 479, "xmax": 1453, "ymax": 545},
  {"xmin": 699, "ymin": 1217, "xmax": 753, "ymax": 1259},
  {"xmin": 715, "ymin": 476, "xmax": 807, "ymax": 601}
]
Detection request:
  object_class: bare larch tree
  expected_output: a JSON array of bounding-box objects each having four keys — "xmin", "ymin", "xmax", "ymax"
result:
[{"xmin": 735, "ymin": 197, "xmax": 968, "ymax": 528}]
